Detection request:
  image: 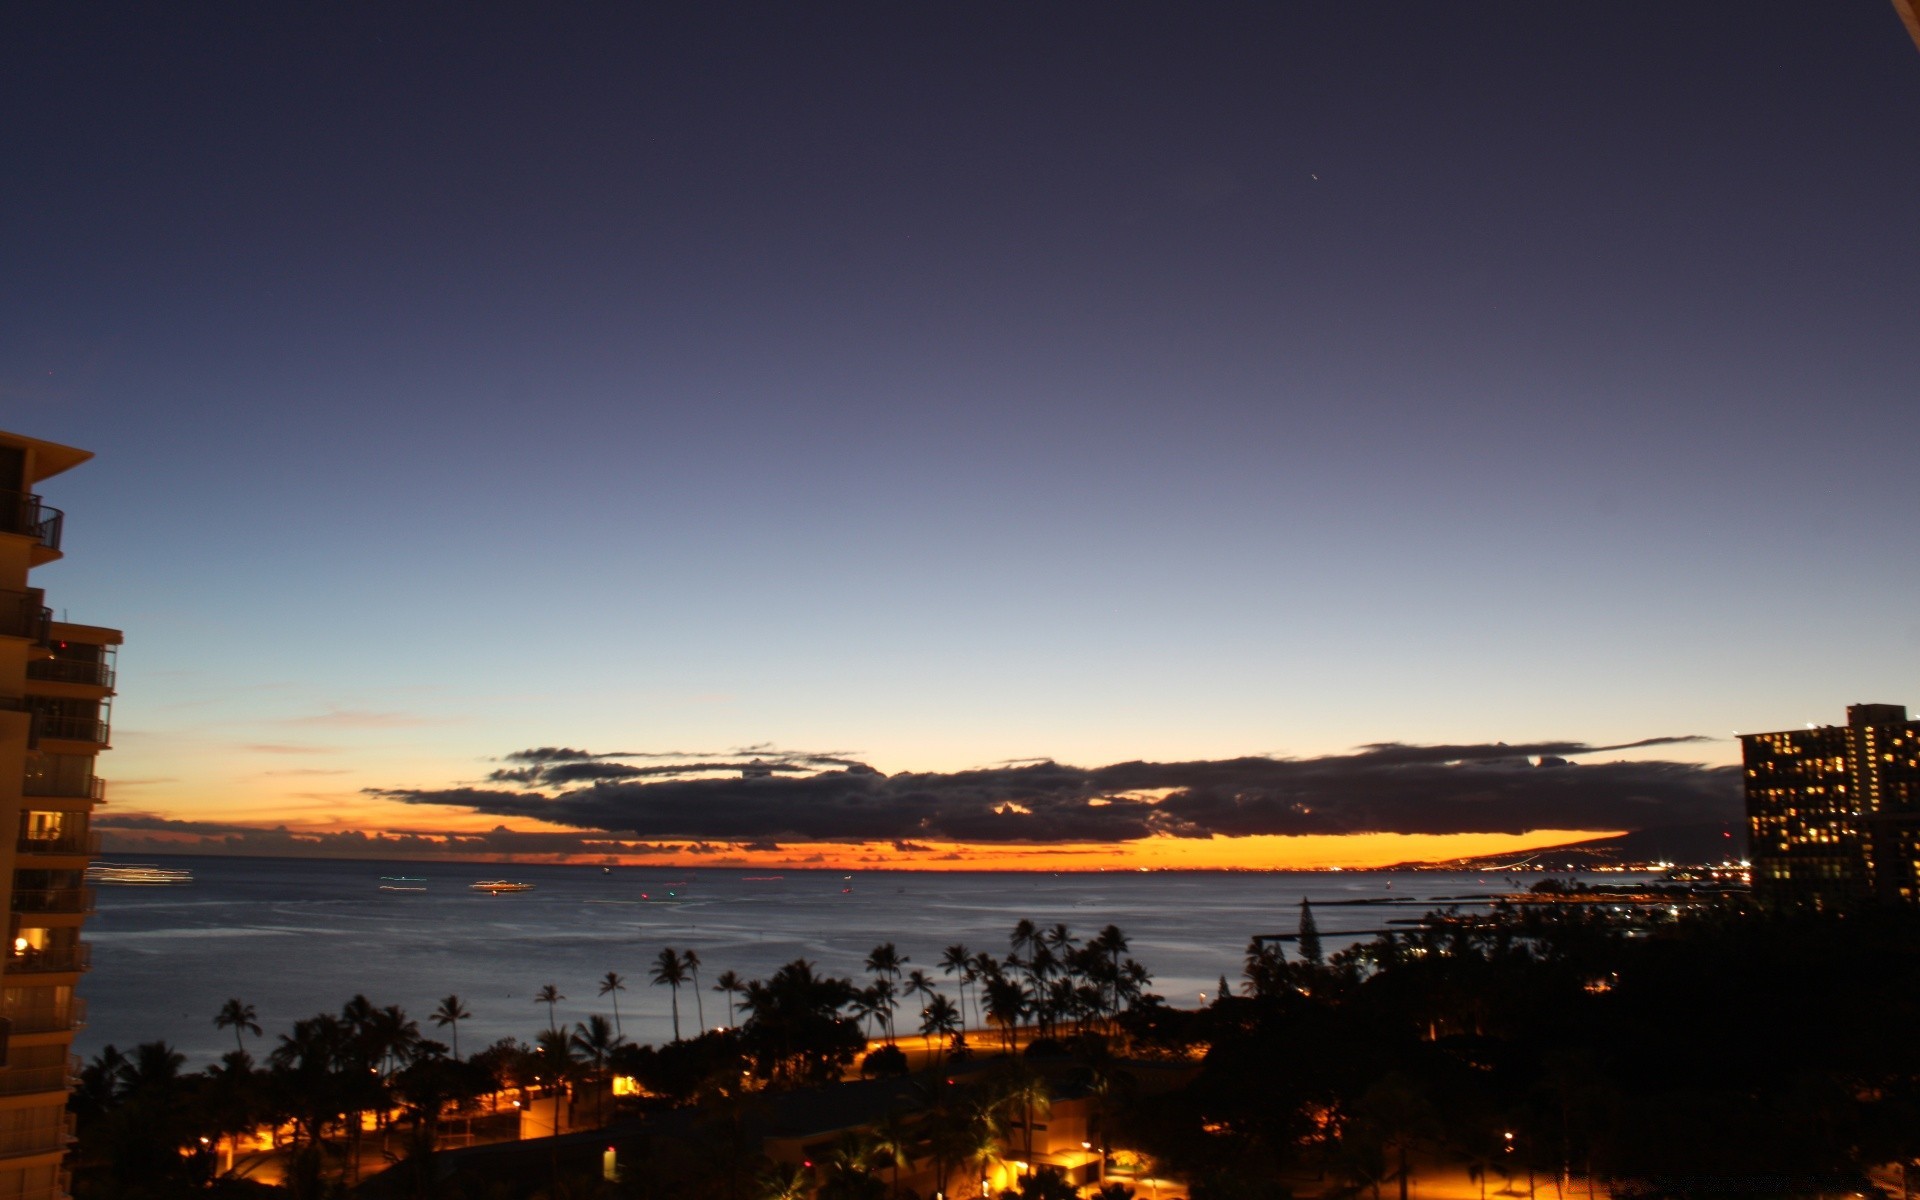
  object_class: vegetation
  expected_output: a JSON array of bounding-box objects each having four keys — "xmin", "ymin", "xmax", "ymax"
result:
[{"xmin": 78, "ymin": 895, "xmax": 1918, "ymax": 1199}]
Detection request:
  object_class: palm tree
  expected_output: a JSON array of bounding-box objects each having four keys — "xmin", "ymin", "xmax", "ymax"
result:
[
  {"xmin": 868, "ymin": 976, "xmax": 899, "ymax": 1044},
  {"xmin": 120, "ymin": 1040, "xmax": 187, "ymax": 1094},
  {"xmin": 597, "ymin": 972, "xmax": 627, "ymax": 1037},
  {"xmin": 940, "ymin": 943, "xmax": 973, "ymax": 1028},
  {"xmin": 984, "ymin": 974, "xmax": 1027, "ymax": 1052},
  {"xmin": 902, "ymin": 969, "xmax": 937, "ymax": 1047},
  {"xmin": 651, "ymin": 947, "xmax": 688, "ymax": 1040},
  {"xmin": 850, "ymin": 984, "xmax": 882, "ymax": 1042},
  {"xmin": 570, "ymin": 1014, "xmax": 626, "ymax": 1127},
  {"xmin": 757, "ymin": 1160, "xmax": 814, "ymax": 1200},
  {"xmin": 921, "ymin": 994, "xmax": 961, "ymax": 1064},
  {"xmin": 867, "ymin": 940, "xmax": 902, "ymax": 998},
  {"xmin": 431, "ymin": 994, "xmax": 472, "ymax": 1060},
  {"xmin": 870, "ymin": 1107, "xmax": 915, "ymax": 1200},
  {"xmin": 683, "ymin": 948, "xmax": 706, "ymax": 1030},
  {"xmin": 1092, "ymin": 924, "xmax": 1130, "ymax": 1027},
  {"xmin": 993, "ymin": 1062, "xmax": 1051, "ymax": 1180},
  {"xmin": 1010, "ymin": 918, "xmax": 1040, "ymax": 966},
  {"xmin": 367, "ymin": 1004, "xmax": 421, "ymax": 1077},
  {"xmin": 714, "ymin": 969, "xmax": 746, "ymax": 1028},
  {"xmin": 534, "ymin": 983, "xmax": 565, "ymax": 1035},
  {"xmin": 214, "ymin": 998, "xmax": 262, "ymax": 1056}
]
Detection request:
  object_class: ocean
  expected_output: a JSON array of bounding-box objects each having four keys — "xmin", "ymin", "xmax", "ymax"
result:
[{"xmin": 76, "ymin": 855, "xmax": 1645, "ymax": 1067}]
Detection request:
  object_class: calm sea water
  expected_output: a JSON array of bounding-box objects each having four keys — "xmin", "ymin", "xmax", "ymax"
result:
[{"xmin": 77, "ymin": 856, "xmax": 1646, "ymax": 1066}]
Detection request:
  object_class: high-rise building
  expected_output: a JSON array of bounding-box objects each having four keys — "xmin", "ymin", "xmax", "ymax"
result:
[
  {"xmin": 1741, "ymin": 703, "xmax": 1920, "ymax": 908},
  {"xmin": 0, "ymin": 432, "xmax": 118, "ymax": 1200}
]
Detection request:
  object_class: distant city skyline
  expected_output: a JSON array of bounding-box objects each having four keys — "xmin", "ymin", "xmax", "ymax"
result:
[{"xmin": 5, "ymin": 5, "xmax": 1916, "ymax": 867}]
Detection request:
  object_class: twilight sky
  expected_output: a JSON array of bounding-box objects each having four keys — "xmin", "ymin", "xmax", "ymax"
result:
[{"xmin": 4, "ymin": 4, "xmax": 1917, "ymax": 868}]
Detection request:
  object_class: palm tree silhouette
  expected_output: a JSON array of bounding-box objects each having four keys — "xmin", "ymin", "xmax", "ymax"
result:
[
  {"xmin": 940, "ymin": 943, "xmax": 973, "ymax": 1029},
  {"xmin": 650, "ymin": 947, "xmax": 687, "ymax": 1040},
  {"xmin": 682, "ymin": 948, "xmax": 706, "ymax": 1030},
  {"xmin": 921, "ymin": 993, "xmax": 961, "ymax": 1063},
  {"xmin": 534, "ymin": 983, "xmax": 565, "ymax": 1035},
  {"xmin": 904, "ymin": 969, "xmax": 938, "ymax": 1047},
  {"xmin": 713, "ymin": 969, "xmax": 745, "ymax": 1028},
  {"xmin": 214, "ymin": 998, "xmax": 261, "ymax": 1056},
  {"xmin": 570, "ymin": 1014, "xmax": 626, "ymax": 1127},
  {"xmin": 597, "ymin": 972, "xmax": 627, "ymax": 1037},
  {"xmin": 431, "ymin": 994, "xmax": 472, "ymax": 1060}
]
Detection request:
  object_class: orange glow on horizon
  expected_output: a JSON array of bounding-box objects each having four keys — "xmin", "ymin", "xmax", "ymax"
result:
[{"xmin": 103, "ymin": 822, "xmax": 1626, "ymax": 871}]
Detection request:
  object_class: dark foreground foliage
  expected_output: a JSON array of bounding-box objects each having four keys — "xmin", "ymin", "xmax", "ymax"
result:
[{"xmin": 1120, "ymin": 899, "xmax": 1917, "ymax": 1195}]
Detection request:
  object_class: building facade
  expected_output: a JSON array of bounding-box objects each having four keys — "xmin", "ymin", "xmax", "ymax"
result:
[
  {"xmin": 0, "ymin": 433, "xmax": 117, "ymax": 1200},
  {"xmin": 1742, "ymin": 703, "xmax": 1920, "ymax": 908}
]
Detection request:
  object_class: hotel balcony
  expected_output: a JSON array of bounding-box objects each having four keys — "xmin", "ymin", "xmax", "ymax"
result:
[
  {"xmin": 4, "ymin": 944, "xmax": 91, "ymax": 974},
  {"xmin": 10, "ymin": 888, "xmax": 95, "ymax": 917},
  {"xmin": 0, "ymin": 491, "xmax": 63, "ymax": 555},
  {"xmin": 27, "ymin": 714, "xmax": 108, "ymax": 747},
  {"xmin": 0, "ymin": 1113, "xmax": 77, "ymax": 1160},
  {"xmin": 24, "ymin": 659, "xmax": 114, "ymax": 689},
  {"xmin": 15, "ymin": 832, "xmax": 100, "ymax": 860},
  {"xmin": 0, "ymin": 589, "xmax": 51, "ymax": 644},
  {"xmin": 2, "ymin": 999, "xmax": 85, "ymax": 1036},
  {"xmin": 0, "ymin": 1057, "xmax": 81, "ymax": 1098},
  {"xmin": 20, "ymin": 775, "xmax": 103, "ymax": 802}
]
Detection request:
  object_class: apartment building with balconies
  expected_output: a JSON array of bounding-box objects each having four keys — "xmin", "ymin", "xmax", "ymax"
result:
[{"xmin": 0, "ymin": 433, "xmax": 117, "ymax": 1200}]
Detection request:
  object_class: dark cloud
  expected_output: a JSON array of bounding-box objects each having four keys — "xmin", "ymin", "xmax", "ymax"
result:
[
  {"xmin": 372, "ymin": 738, "xmax": 1739, "ymax": 844},
  {"xmin": 96, "ymin": 814, "xmax": 697, "ymax": 860}
]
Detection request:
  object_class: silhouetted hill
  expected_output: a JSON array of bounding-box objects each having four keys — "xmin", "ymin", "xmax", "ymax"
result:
[{"xmin": 1397, "ymin": 821, "xmax": 1747, "ymax": 870}]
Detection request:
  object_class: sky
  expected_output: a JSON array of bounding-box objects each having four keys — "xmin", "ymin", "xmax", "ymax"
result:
[{"xmin": 4, "ymin": 4, "xmax": 1917, "ymax": 869}]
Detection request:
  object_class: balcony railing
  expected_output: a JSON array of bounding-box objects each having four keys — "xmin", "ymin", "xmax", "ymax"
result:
[
  {"xmin": 0, "ymin": 590, "xmax": 51, "ymax": 644},
  {"xmin": 0, "ymin": 1060, "xmax": 77, "ymax": 1096},
  {"xmin": 5, "ymin": 944, "xmax": 92, "ymax": 973},
  {"xmin": 16, "ymin": 832, "xmax": 100, "ymax": 858},
  {"xmin": 4, "ymin": 998, "xmax": 86, "ymax": 1036},
  {"xmin": 0, "ymin": 1113, "xmax": 76, "ymax": 1157},
  {"xmin": 25, "ymin": 658, "xmax": 114, "ymax": 689},
  {"xmin": 0, "ymin": 491, "xmax": 63, "ymax": 553},
  {"xmin": 28, "ymin": 714, "xmax": 107, "ymax": 745},
  {"xmin": 10, "ymin": 887, "xmax": 96, "ymax": 915},
  {"xmin": 21, "ymin": 774, "xmax": 103, "ymax": 801}
]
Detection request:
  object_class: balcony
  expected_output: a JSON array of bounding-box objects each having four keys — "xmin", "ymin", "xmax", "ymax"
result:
[
  {"xmin": 0, "ymin": 492, "xmax": 62, "ymax": 553},
  {"xmin": 10, "ymin": 887, "xmax": 96, "ymax": 916},
  {"xmin": 25, "ymin": 658, "xmax": 114, "ymax": 689},
  {"xmin": 0, "ymin": 1058, "xmax": 79, "ymax": 1097},
  {"xmin": 3, "ymin": 998, "xmax": 86, "ymax": 1036},
  {"xmin": 21, "ymin": 775, "xmax": 103, "ymax": 801},
  {"xmin": 0, "ymin": 1113, "xmax": 76, "ymax": 1157},
  {"xmin": 16, "ymin": 832, "xmax": 100, "ymax": 859},
  {"xmin": 0, "ymin": 590, "xmax": 51, "ymax": 644},
  {"xmin": 5, "ymin": 944, "xmax": 91, "ymax": 973},
  {"xmin": 28, "ymin": 714, "xmax": 107, "ymax": 745}
]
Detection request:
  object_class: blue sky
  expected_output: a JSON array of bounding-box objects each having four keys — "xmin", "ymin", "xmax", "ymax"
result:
[{"xmin": 5, "ymin": 4, "xmax": 1917, "ymax": 860}]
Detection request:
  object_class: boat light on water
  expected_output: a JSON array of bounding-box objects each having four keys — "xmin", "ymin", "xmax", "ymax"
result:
[
  {"xmin": 86, "ymin": 862, "xmax": 194, "ymax": 886},
  {"xmin": 470, "ymin": 880, "xmax": 535, "ymax": 893}
]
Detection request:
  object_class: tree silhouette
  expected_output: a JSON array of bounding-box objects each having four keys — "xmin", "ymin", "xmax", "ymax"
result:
[
  {"xmin": 430, "ymin": 994, "xmax": 473, "ymax": 1061},
  {"xmin": 214, "ymin": 998, "xmax": 261, "ymax": 1056},
  {"xmin": 651, "ymin": 947, "xmax": 688, "ymax": 1041},
  {"xmin": 598, "ymin": 971, "xmax": 627, "ymax": 1037},
  {"xmin": 683, "ymin": 947, "xmax": 706, "ymax": 1030},
  {"xmin": 714, "ymin": 969, "xmax": 745, "ymax": 1028},
  {"xmin": 941, "ymin": 942, "xmax": 974, "ymax": 1029},
  {"xmin": 534, "ymin": 983, "xmax": 565, "ymax": 1035},
  {"xmin": 1298, "ymin": 897, "xmax": 1324, "ymax": 966}
]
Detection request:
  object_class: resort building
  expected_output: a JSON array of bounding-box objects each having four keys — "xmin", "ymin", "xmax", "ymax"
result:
[
  {"xmin": 0, "ymin": 432, "xmax": 118, "ymax": 1200},
  {"xmin": 1741, "ymin": 703, "xmax": 1920, "ymax": 908}
]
